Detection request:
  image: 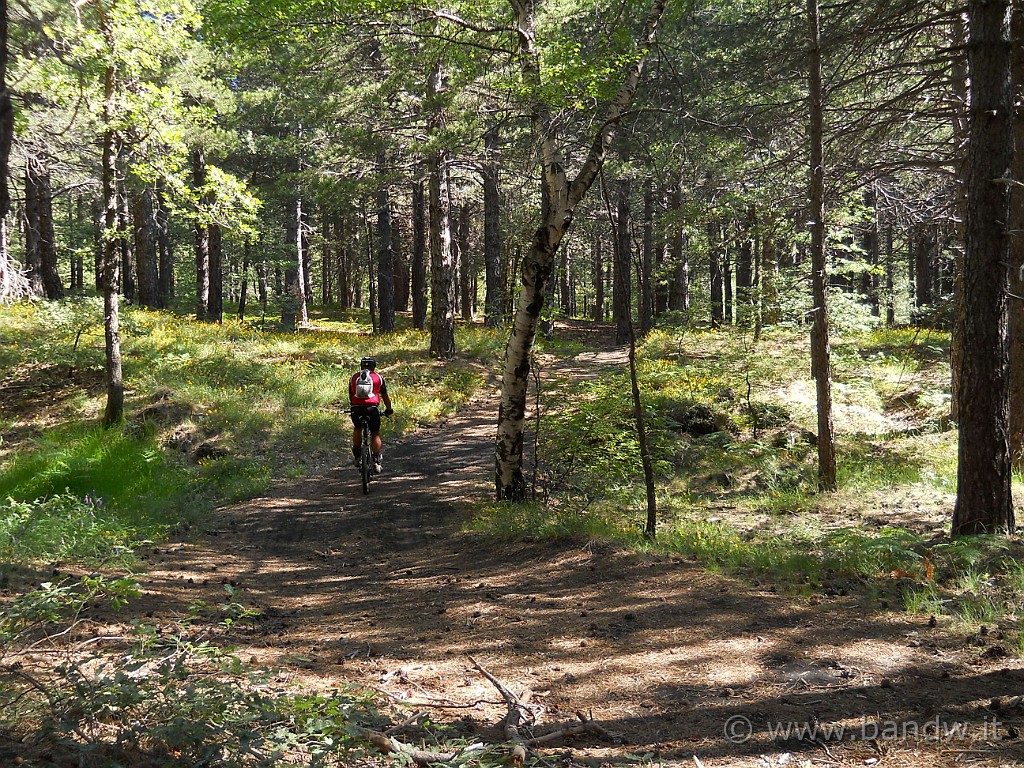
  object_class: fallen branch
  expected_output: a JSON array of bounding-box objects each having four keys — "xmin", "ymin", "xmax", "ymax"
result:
[
  {"xmin": 469, "ymin": 655, "xmax": 535, "ymax": 765},
  {"xmin": 361, "ymin": 727, "xmax": 484, "ymax": 766},
  {"xmin": 528, "ymin": 711, "xmax": 621, "ymax": 746}
]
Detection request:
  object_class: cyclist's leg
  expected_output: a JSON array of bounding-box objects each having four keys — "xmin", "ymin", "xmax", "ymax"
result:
[
  {"xmin": 365, "ymin": 408, "xmax": 384, "ymax": 469},
  {"xmin": 350, "ymin": 412, "xmax": 363, "ymax": 463}
]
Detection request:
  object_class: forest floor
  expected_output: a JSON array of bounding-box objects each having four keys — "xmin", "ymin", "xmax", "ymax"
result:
[{"xmin": 23, "ymin": 321, "xmax": 1024, "ymax": 768}]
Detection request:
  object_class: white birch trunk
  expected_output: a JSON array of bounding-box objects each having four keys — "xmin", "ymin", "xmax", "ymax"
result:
[{"xmin": 495, "ymin": 0, "xmax": 666, "ymax": 499}]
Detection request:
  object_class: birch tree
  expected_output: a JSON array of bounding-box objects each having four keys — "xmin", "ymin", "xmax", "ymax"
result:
[{"xmin": 494, "ymin": 0, "xmax": 667, "ymax": 500}]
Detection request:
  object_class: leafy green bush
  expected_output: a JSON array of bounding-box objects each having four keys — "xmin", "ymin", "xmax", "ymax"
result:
[{"xmin": 0, "ymin": 493, "xmax": 140, "ymax": 563}]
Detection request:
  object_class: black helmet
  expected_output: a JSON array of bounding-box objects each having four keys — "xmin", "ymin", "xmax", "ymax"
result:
[{"xmin": 360, "ymin": 356, "xmax": 376, "ymax": 371}]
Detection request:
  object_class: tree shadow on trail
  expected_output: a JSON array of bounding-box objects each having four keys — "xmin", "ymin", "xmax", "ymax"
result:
[{"xmin": 130, "ymin": 382, "xmax": 1024, "ymax": 767}]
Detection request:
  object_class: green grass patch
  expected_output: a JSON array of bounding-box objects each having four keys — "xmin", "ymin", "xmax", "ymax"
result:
[
  {"xmin": 0, "ymin": 424, "xmax": 204, "ymax": 564},
  {"xmin": 464, "ymin": 501, "xmax": 631, "ymax": 542}
]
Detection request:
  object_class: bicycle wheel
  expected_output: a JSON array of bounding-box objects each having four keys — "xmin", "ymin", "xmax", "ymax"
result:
[{"xmin": 360, "ymin": 432, "xmax": 372, "ymax": 494}]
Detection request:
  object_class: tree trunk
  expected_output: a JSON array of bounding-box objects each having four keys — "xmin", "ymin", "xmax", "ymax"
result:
[
  {"xmin": 592, "ymin": 233, "xmax": 604, "ymax": 321},
  {"xmin": 193, "ymin": 148, "xmax": 210, "ymax": 320},
  {"xmin": 23, "ymin": 160, "xmax": 44, "ymax": 296},
  {"xmin": 364, "ymin": 201, "xmax": 377, "ymax": 331},
  {"xmin": 950, "ymin": 11, "xmax": 972, "ymax": 424},
  {"xmin": 73, "ymin": 195, "xmax": 85, "ymax": 292},
  {"xmin": 709, "ymin": 221, "xmax": 724, "ymax": 328},
  {"xmin": 496, "ymin": 0, "xmax": 666, "ymax": 499},
  {"xmin": 209, "ymin": 223, "xmax": 223, "ymax": 322},
  {"xmin": 377, "ymin": 157, "xmax": 396, "ymax": 334},
  {"xmin": 239, "ymin": 243, "xmax": 250, "ymax": 320},
  {"xmin": 1009, "ymin": 1, "xmax": 1024, "ymax": 467},
  {"xmin": 884, "ymin": 222, "xmax": 895, "ymax": 325},
  {"xmin": 736, "ymin": 207, "xmax": 754, "ymax": 327},
  {"xmin": 668, "ymin": 186, "xmax": 689, "ymax": 319},
  {"xmin": 639, "ymin": 179, "xmax": 654, "ymax": 335},
  {"xmin": 336, "ymin": 215, "xmax": 351, "ymax": 310},
  {"xmin": 860, "ymin": 189, "xmax": 880, "ymax": 316},
  {"xmin": 118, "ymin": 175, "xmax": 133, "ymax": 304},
  {"xmin": 0, "ymin": 1, "xmax": 19, "ymax": 304},
  {"xmin": 459, "ymin": 202, "xmax": 473, "ymax": 322},
  {"xmin": 428, "ymin": 58, "xmax": 456, "ymax": 358},
  {"xmin": 412, "ymin": 181, "xmax": 428, "ymax": 330},
  {"xmin": 559, "ymin": 238, "xmax": 571, "ymax": 319},
  {"xmin": 763, "ymin": 233, "xmax": 779, "ymax": 325},
  {"xmin": 257, "ymin": 258, "xmax": 269, "ymax": 318},
  {"xmin": 134, "ymin": 186, "xmax": 159, "ymax": 309},
  {"xmin": 321, "ymin": 212, "xmax": 332, "ymax": 305},
  {"xmin": 282, "ymin": 195, "xmax": 308, "ymax": 328},
  {"xmin": 604, "ymin": 174, "xmax": 658, "ymax": 536},
  {"xmin": 483, "ymin": 128, "xmax": 503, "ymax": 328},
  {"xmin": 296, "ymin": 196, "xmax": 309, "ymax": 324},
  {"xmin": 100, "ymin": 55, "xmax": 123, "ymax": 426},
  {"xmin": 723, "ymin": 238, "xmax": 733, "ymax": 324},
  {"xmin": 393, "ymin": 212, "xmax": 409, "ymax": 312},
  {"xmin": 807, "ymin": 0, "xmax": 837, "ymax": 491},
  {"xmin": 26, "ymin": 156, "xmax": 63, "ymax": 299},
  {"xmin": 539, "ymin": 177, "xmax": 557, "ymax": 339},
  {"xmin": 952, "ymin": 0, "xmax": 1015, "ymax": 535},
  {"xmin": 0, "ymin": 1, "xmax": 10, "ymax": 225},
  {"xmin": 429, "ymin": 149, "xmax": 456, "ymax": 358},
  {"xmin": 914, "ymin": 225, "xmax": 933, "ymax": 310},
  {"xmin": 156, "ymin": 180, "xmax": 172, "ymax": 307},
  {"xmin": 654, "ymin": 189, "xmax": 669, "ymax": 318},
  {"xmin": 753, "ymin": 212, "xmax": 763, "ymax": 340},
  {"xmin": 613, "ymin": 178, "xmax": 632, "ymax": 344}
]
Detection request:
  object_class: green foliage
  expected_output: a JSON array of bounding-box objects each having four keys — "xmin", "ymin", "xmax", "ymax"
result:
[
  {"xmin": 465, "ymin": 500, "xmax": 629, "ymax": 541},
  {"xmin": 0, "ymin": 297, "xmax": 108, "ymax": 373},
  {"xmin": 2, "ymin": 634, "xmax": 391, "ymax": 766},
  {"xmin": 0, "ymin": 493, "xmax": 146, "ymax": 564},
  {"xmin": 656, "ymin": 520, "xmax": 926, "ymax": 586},
  {"xmin": 1, "ymin": 425, "xmax": 178, "ymax": 506},
  {"xmin": 0, "ymin": 423, "xmax": 204, "ymax": 564},
  {"xmin": 0, "ymin": 578, "xmax": 507, "ymax": 768},
  {"xmin": 821, "ymin": 527, "xmax": 925, "ymax": 576},
  {"xmin": 0, "ymin": 575, "xmax": 139, "ymax": 645}
]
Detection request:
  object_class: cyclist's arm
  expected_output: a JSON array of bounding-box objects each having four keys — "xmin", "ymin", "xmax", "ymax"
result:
[{"xmin": 382, "ymin": 392, "xmax": 393, "ymax": 412}]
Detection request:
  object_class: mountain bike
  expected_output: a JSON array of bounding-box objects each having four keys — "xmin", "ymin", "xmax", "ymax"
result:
[
  {"xmin": 349, "ymin": 411, "xmax": 375, "ymax": 494},
  {"xmin": 346, "ymin": 408, "xmax": 388, "ymax": 494}
]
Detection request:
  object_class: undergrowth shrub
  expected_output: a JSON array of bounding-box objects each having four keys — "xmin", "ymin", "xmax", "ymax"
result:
[
  {"xmin": 1, "ymin": 620, "xmax": 393, "ymax": 766},
  {"xmin": 0, "ymin": 494, "xmax": 139, "ymax": 563},
  {"xmin": 0, "ymin": 580, "xmax": 485, "ymax": 768},
  {"xmin": 0, "ymin": 575, "xmax": 139, "ymax": 645}
]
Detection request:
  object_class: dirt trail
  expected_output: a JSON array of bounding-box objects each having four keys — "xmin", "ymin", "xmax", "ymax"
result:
[{"xmin": 133, "ymin": 329, "xmax": 1024, "ymax": 768}]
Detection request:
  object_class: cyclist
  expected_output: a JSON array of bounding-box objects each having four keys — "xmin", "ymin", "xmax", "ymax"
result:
[{"xmin": 349, "ymin": 356, "xmax": 393, "ymax": 473}]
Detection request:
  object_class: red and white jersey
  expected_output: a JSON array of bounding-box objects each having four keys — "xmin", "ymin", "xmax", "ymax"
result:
[{"xmin": 349, "ymin": 370, "xmax": 387, "ymax": 406}]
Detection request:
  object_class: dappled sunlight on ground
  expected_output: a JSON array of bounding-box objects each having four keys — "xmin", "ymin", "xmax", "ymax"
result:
[{"xmin": 13, "ymin": 320, "xmax": 1018, "ymax": 767}]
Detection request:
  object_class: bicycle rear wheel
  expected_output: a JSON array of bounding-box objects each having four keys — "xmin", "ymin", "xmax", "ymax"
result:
[{"xmin": 360, "ymin": 431, "xmax": 372, "ymax": 494}]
